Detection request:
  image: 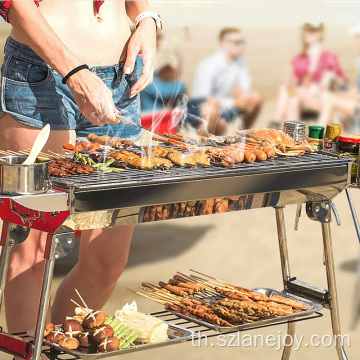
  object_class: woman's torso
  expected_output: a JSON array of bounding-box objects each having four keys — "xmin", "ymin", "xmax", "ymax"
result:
[
  {"xmin": 292, "ymin": 49, "xmax": 345, "ymax": 85},
  {"xmin": 10, "ymin": 0, "xmax": 131, "ymax": 66}
]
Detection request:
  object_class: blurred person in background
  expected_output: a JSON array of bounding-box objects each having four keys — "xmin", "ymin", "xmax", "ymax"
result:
[
  {"xmin": 137, "ymin": 33, "xmax": 186, "ymax": 112},
  {"xmin": 186, "ymin": 27, "xmax": 262, "ymax": 135},
  {"xmin": 272, "ymin": 23, "xmax": 348, "ymax": 127},
  {"xmin": 317, "ymin": 24, "xmax": 360, "ymax": 131}
]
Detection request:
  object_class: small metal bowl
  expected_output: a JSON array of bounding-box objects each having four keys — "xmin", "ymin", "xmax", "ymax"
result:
[{"xmin": 0, "ymin": 155, "xmax": 51, "ymax": 195}]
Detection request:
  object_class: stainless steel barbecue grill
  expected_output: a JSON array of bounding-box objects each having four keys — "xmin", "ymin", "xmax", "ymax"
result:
[{"xmin": 0, "ymin": 150, "xmax": 353, "ymax": 360}]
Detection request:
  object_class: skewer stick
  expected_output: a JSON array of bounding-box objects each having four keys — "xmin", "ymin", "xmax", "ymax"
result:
[
  {"xmin": 70, "ymin": 299, "xmax": 83, "ymax": 308},
  {"xmin": 125, "ymin": 288, "xmax": 166, "ymax": 305},
  {"xmin": 176, "ymin": 272, "xmax": 199, "ymax": 284},
  {"xmin": 48, "ymin": 150, "xmax": 66, "ymax": 158},
  {"xmin": 190, "ymin": 269, "xmax": 245, "ymax": 289},
  {"xmin": 75, "ymin": 288, "xmax": 90, "ymax": 312},
  {"xmin": 6, "ymin": 150, "xmax": 20, "ymax": 155}
]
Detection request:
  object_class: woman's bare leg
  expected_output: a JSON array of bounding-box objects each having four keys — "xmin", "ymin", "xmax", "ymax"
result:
[
  {"xmin": 242, "ymin": 90, "xmax": 263, "ymax": 128},
  {"xmin": 0, "ymin": 114, "xmax": 76, "ymax": 334},
  {"xmin": 198, "ymin": 97, "xmax": 226, "ymax": 136},
  {"xmin": 273, "ymin": 84, "xmax": 291, "ymax": 122},
  {"xmin": 51, "ymin": 226, "xmax": 134, "ymax": 323},
  {"xmin": 286, "ymin": 87, "xmax": 322, "ymax": 121},
  {"xmin": 0, "ymin": 114, "xmax": 76, "ymax": 153}
]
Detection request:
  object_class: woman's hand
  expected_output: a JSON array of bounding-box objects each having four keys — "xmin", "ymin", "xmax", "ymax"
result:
[
  {"xmin": 67, "ymin": 69, "xmax": 119, "ymax": 125},
  {"xmin": 123, "ymin": 18, "xmax": 157, "ymax": 98}
]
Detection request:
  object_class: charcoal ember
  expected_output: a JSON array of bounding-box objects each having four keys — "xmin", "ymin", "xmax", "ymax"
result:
[
  {"xmin": 143, "ymin": 207, "xmax": 150, "ymax": 222},
  {"xmin": 162, "ymin": 204, "xmax": 171, "ymax": 220},
  {"xmin": 199, "ymin": 199, "xmax": 215, "ymax": 215},
  {"xmin": 178, "ymin": 202, "xmax": 186, "ymax": 217},
  {"xmin": 149, "ymin": 206, "xmax": 156, "ymax": 222},
  {"xmin": 155, "ymin": 205, "xmax": 163, "ymax": 221},
  {"xmin": 214, "ymin": 198, "xmax": 228, "ymax": 213},
  {"xmin": 170, "ymin": 203, "xmax": 179, "ymax": 219}
]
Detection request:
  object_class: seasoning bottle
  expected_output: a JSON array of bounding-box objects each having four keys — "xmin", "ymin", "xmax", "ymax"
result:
[
  {"xmin": 308, "ymin": 126, "xmax": 324, "ymax": 150},
  {"xmin": 337, "ymin": 134, "xmax": 360, "ymax": 183},
  {"xmin": 324, "ymin": 124, "xmax": 342, "ymax": 152}
]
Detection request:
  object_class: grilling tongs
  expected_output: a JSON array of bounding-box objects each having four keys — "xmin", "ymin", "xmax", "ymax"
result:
[{"xmin": 115, "ymin": 113, "xmax": 168, "ymax": 143}]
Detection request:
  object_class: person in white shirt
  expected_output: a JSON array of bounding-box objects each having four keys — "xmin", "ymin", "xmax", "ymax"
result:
[{"xmin": 186, "ymin": 27, "xmax": 262, "ymax": 135}]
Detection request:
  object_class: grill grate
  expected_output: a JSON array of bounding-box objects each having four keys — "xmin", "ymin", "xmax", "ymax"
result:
[{"xmin": 51, "ymin": 151, "xmax": 352, "ymax": 191}]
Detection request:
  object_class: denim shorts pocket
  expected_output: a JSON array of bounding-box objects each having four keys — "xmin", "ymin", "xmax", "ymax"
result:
[
  {"xmin": 123, "ymin": 65, "xmax": 138, "ymax": 93},
  {"xmin": 4, "ymin": 54, "xmax": 51, "ymax": 86}
]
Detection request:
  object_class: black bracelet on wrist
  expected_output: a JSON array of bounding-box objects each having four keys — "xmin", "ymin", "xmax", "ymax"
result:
[{"xmin": 62, "ymin": 64, "xmax": 90, "ymax": 84}]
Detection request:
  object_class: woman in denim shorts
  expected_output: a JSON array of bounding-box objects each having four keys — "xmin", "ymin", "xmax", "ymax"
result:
[{"xmin": 0, "ymin": 0, "xmax": 158, "ymax": 337}]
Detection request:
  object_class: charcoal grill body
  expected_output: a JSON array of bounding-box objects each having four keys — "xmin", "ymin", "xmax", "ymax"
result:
[{"xmin": 0, "ymin": 152, "xmax": 352, "ymax": 360}]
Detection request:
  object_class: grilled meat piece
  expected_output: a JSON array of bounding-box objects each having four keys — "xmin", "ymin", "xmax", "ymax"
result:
[
  {"xmin": 159, "ymin": 282, "xmax": 188, "ymax": 297},
  {"xmin": 166, "ymin": 152, "xmax": 197, "ymax": 167},
  {"xmin": 268, "ymin": 295, "xmax": 308, "ymax": 311},
  {"xmin": 152, "ymin": 157, "xmax": 174, "ymax": 169},
  {"xmin": 50, "ymin": 158, "xmax": 96, "ymax": 177}
]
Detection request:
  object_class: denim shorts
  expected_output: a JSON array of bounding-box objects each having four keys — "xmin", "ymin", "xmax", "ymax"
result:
[{"xmin": 0, "ymin": 37, "xmax": 141, "ymax": 140}]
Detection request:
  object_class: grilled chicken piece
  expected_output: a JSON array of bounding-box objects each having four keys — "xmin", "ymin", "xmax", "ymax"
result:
[
  {"xmin": 151, "ymin": 157, "xmax": 174, "ymax": 169},
  {"xmin": 166, "ymin": 153, "xmax": 197, "ymax": 167},
  {"xmin": 189, "ymin": 152, "xmax": 211, "ymax": 167},
  {"xmin": 146, "ymin": 146, "xmax": 182, "ymax": 158}
]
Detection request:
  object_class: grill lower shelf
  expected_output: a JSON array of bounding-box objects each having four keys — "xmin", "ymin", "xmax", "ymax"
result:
[
  {"xmin": 166, "ymin": 288, "xmax": 323, "ymax": 334},
  {"xmin": 29, "ymin": 322, "xmax": 193, "ymax": 359}
]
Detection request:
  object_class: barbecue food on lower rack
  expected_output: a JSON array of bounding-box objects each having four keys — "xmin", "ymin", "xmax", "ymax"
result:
[
  {"xmin": 42, "ymin": 291, "xmax": 146, "ymax": 354},
  {"xmin": 115, "ymin": 301, "xmax": 169, "ymax": 344},
  {"xmin": 142, "ymin": 196, "xmax": 249, "ymax": 222},
  {"xmin": 50, "ymin": 157, "xmax": 96, "ymax": 177},
  {"xmin": 130, "ymin": 271, "xmax": 310, "ymax": 329}
]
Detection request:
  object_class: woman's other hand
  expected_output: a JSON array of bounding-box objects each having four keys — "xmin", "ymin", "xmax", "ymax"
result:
[
  {"xmin": 124, "ymin": 18, "xmax": 157, "ymax": 98},
  {"xmin": 67, "ymin": 69, "xmax": 119, "ymax": 125}
]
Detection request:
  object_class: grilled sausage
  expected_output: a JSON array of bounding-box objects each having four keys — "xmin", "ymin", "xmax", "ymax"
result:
[{"xmin": 244, "ymin": 150, "xmax": 256, "ymax": 163}]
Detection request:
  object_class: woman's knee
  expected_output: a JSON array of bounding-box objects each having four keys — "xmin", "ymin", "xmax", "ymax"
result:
[
  {"xmin": 251, "ymin": 91, "xmax": 263, "ymax": 106},
  {"xmin": 77, "ymin": 227, "xmax": 133, "ymax": 289},
  {"xmin": 77, "ymin": 255, "xmax": 127, "ymax": 291}
]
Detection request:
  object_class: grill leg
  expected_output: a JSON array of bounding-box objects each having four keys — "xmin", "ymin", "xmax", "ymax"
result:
[
  {"xmin": 322, "ymin": 222, "xmax": 348, "ymax": 360},
  {"xmin": 345, "ymin": 188, "xmax": 360, "ymax": 243},
  {"xmin": 32, "ymin": 232, "xmax": 75, "ymax": 360},
  {"xmin": 275, "ymin": 207, "xmax": 295, "ymax": 360},
  {"xmin": 0, "ymin": 223, "xmax": 13, "ymax": 313},
  {"xmin": 0, "ymin": 222, "xmax": 29, "ymax": 313},
  {"xmin": 32, "ymin": 234, "xmax": 55, "ymax": 360}
]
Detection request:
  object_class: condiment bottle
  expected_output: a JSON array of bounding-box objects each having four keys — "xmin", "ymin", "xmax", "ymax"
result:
[
  {"xmin": 337, "ymin": 134, "xmax": 360, "ymax": 183},
  {"xmin": 283, "ymin": 121, "xmax": 306, "ymax": 142},
  {"xmin": 308, "ymin": 126, "xmax": 324, "ymax": 150},
  {"xmin": 324, "ymin": 123, "xmax": 342, "ymax": 152}
]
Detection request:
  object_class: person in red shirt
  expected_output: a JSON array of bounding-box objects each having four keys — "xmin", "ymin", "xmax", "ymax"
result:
[
  {"xmin": 0, "ymin": 0, "xmax": 160, "ymax": 345},
  {"xmin": 272, "ymin": 23, "xmax": 347, "ymax": 126}
]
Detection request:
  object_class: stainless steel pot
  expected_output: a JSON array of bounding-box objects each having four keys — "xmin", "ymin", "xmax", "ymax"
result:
[{"xmin": 0, "ymin": 155, "xmax": 51, "ymax": 195}]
